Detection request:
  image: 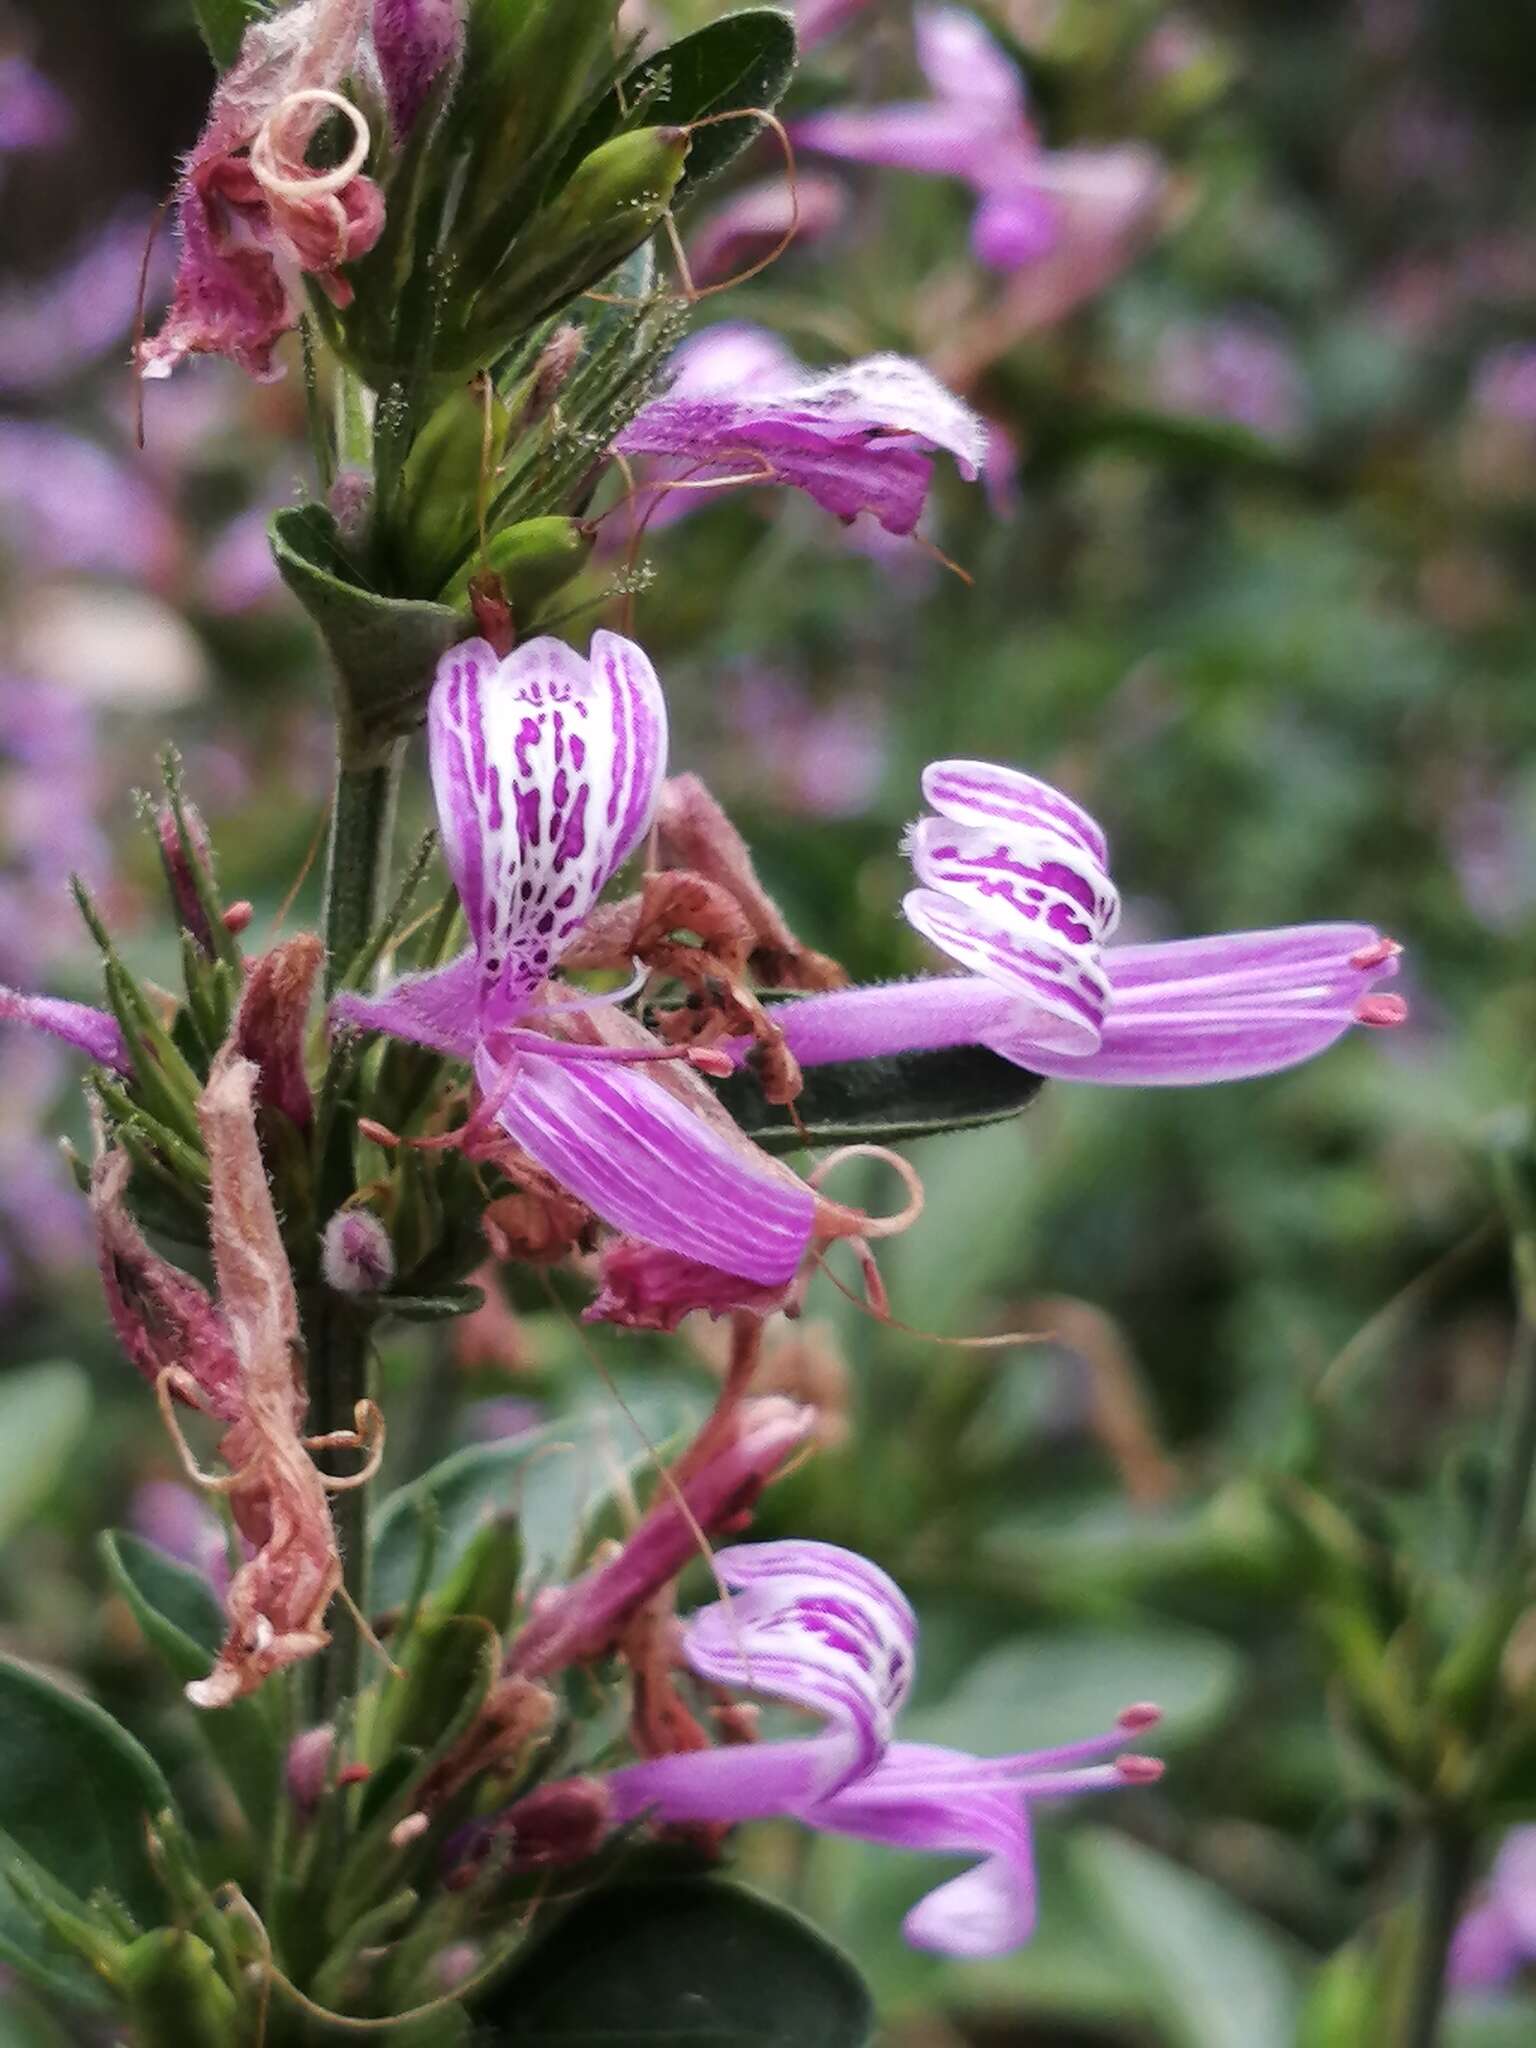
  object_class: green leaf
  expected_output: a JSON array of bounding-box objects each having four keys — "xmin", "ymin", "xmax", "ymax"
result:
[
  {"xmin": 715, "ymin": 1044, "xmax": 1044, "ymax": 1154},
  {"xmin": 578, "ymin": 10, "xmax": 799, "ymax": 207},
  {"xmin": 0, "ymin": 1656, "xmax": 174, "ymax": 1926},
  {"xmin": 0, "ymin": 1364, "xmax": 89, "ymax": 1547},
  {"xmin": 904, "ymin": 1624, "xmax": 1243, "ymax": 1756},
  {"xmin": 187, "ymin": 0, "xmax": 264, "ymax": 69},
  {"xmin": 1071, "ymin": 1830, "xmax": 1302, "ymax": 2048},
  {"xmin": 269, "ymin": 506, "xmax": 463, "ymax": 759},
  {"xmin": 371, "ymin": 1386, "xmax": 706, "ymax": 1614},
  {"xmin": 477, "ymin": 1878, "xmax": 873, "ymax": 2044},
  {"xmin": 98, "ymin": 1533, "xmax": 281, "ymax": 1832}
]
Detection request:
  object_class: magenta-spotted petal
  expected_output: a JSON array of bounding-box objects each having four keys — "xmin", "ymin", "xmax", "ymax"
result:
[
  {"xmin": 921, "ymin": 759, "xmax": 1110, "ymax": 869},
  {"xmin": 987, "ymin": 925, "xmax": 1404, "ymax": 1084},
  {"xmin": 0, "ymin": 987, "xmax": 128, "ymax": 1072},
  {"xmin": 330, "ymin": 950, "xmax": 478, "ymax": 1059},
  {"xmin": 427, "ymin": 633, "xmax": 667, "ymax": 1027},
  {"xmin": 483, "ymin": 1046, "xmax": 812, "ymax": 1286},
  {"xmin": 609, "ymin": 1540, "xmax": 916, "ymax": 1821}
]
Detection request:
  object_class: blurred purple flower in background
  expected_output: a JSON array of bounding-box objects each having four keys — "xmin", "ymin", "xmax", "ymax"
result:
[
  {"xmin": 1451, "ymin": 1831, "xmax": 1536, "ymax": 1992},
  {"xmin": 130, "ymin": 1480, "xmax": 232, "ymax": 1595},
  {"xmin": 687, "ymin": 173, "xmax": 848, "ymax": 287},
  {"xmin": 727, "ymin": 669, "xmax": 886, "ymax": 818},
  {"xmin": 0, "ymin": 425, "xmax": 178, "ymax": 585},
  {"xmin": 0, "ymin": 207, "xmax": 168, "ymax": 396},
  {"xmin": 0, "ymin": 1035, "xmax": 90, "ymax": 1308},
  {"xmin": 795, "ymin": 7, "xmax": 1161, "ymax": 280},
  {"xmin": 0, "ymin": 54, "xmax": 71, "ymax": 154},
  {"xmin": 796, "ymin": 0, "xmax": 876, "ymax": 53},
  {"xmin": 1153, "ymin": 314, "xmax": 1309, "ymax": 445}
]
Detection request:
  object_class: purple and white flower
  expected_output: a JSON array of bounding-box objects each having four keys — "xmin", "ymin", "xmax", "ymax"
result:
[
  {"xmin": 794, "ymin": 6, "xmax": 1161, "ymax": 282},
  {"xmin": 601, "ymin": 1540, "xmax": 1161, "ymax": 1958},
  {"xmin": 334, "ymin": 634, "xmax": 817, "ymax": 1289},
  {"xmin": 753, "ymin": 758, "xmax": 1407, "ymax": 1086},
  {"xmin": 615, "ymin": 331, "xmax": 985, "ymax": 537}
]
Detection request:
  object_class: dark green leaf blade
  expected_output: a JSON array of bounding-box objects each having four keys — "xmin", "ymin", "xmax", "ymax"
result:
[
  {"xmin": 99, "ymin": 1533, "xmax": 282, "ymax": 1832},
  {"xmin": 715, "ymin": 1044, "xmax": 1045, "ymax": 1153},
  {"xmin": 477, "ymin": 1878, "xmax": 873, "ymax": 2045},
  {"xmin": 0, "ymin": 1657, "xmax": 174, "ymax": 1924},
  {"xmin": 269, "ymin": 506, "xmax": 464, "ymax": 754}
]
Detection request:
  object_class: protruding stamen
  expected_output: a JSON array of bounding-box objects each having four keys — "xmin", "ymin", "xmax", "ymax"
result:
[
  {"xmin": 1349, "ymin": 935, "xmax": 1401, "ymax": 970},
  {"xmin": 1355, "ymin": 993, "xmax": 1408, "ymax": 1028}
]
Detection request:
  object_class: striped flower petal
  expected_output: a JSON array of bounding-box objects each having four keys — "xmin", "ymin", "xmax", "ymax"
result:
[
  {"xmin": 482, "ymin": 1046, "xmax": 814, "ymax": 1287},
  {"xmin": 988, "ymin": 925, "xmax": 1403, "ymax": 1084},
  {"xmin": 427, "ymin": 632, "xmax": 666, "ymax": 1029}
]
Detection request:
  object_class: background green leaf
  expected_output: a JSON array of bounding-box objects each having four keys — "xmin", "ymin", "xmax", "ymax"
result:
[
  {"xmin": 98, "ymin": 1532, "xmax": 281, "ymax": 1830},
  {"xmin": 0, "ymin": 1656, "xmax": 173, "ymax": 1925},
  {"xmin": 0, "ymin": 1364, "xmax": 89, "ymax": 1548},
  {"xmin": 186, "ymin": 0, "xmax": 263, "ymax": 69},
  {"xmin": 1072, "ymin": 1829, "xmax": 1303, "ymax": 2048},
  {"xmin": 476, "ymin": 1878, "xmax": 873, "ymax": 2045}
]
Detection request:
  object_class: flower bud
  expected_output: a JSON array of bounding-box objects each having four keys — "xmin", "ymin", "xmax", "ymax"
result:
[
  {"xmin": 398, "ymin": 379, "xmax": 511, "ymax": 593},
  {"xmin": 286, "ymin": 1724, "xmax": 335, "ymax": 1816},
  {"xmin": 154, "ymin": 799, "xmax": 218, "ymax": 955},
  {"xmin": 438, "ymin": 515, "xmax": 594, "ymax": 618},
  {"xmin": 321, "ymin": 1207, "xmax": 396, "ymax": 1295},
  {"xmin": 456, "ymin": 128, "xmax": 690, "ymax": 365}
]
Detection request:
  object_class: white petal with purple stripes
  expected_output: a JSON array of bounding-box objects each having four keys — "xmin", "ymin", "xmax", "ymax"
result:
[{"xmin": 427, "ymin": 632, "xmax": 666, "ymax": 1029}]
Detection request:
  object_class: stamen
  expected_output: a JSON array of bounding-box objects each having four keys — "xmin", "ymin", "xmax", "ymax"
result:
[
  {"xmin": 1355, "ymin": 993, "xmax": 1408, "ymax": 1027},
  {"xmin": 1349, "ymin": 935, "xmax": 1402, "ymax": 970}
]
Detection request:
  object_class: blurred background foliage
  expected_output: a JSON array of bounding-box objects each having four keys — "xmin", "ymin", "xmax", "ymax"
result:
[{"xmin": 4, "ymin": 0, "xmax": 1536, "ymax": 2041}]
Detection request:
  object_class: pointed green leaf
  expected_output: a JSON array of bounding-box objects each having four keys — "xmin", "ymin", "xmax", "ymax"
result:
[
  {"xmin": 1071, "ymin": 1830, "xmax": 1303, "ymax": 2048},
  {"xmin": 715, "ymin": 1044, "xmax": 1044, "ymax": 1154},
  {"xmin": 99, "ymin": 1533, "xmax": 282, "ymax": 1833},
  {"xmin": 0, "ymin": 1657, "xmax": 174, "ymax": 1924},
  {"xmin": 477, "ymin": 1878, "xmax": 873, "ymax": 2044},
  {"xmin": 269, "ymin": 506, "xmax": 463, "ymax": 759},
  {"xmin": 0, "ymin": 1364, "xmax": 89, "ymax": 1548}
]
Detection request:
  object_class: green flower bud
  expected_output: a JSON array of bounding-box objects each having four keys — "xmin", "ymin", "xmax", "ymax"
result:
[
  {"xmin": 438, "ymin": 514, "xmax": 594, "ymax": 617},
  {"xmin": 397, "ymin": 380, "xmax": 512, "ymax": 593},
  {"xmin": 456, "ymin": 128, "xmax": 690, "ymax": 367}
]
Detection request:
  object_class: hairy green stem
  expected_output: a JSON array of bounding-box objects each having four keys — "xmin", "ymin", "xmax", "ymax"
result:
[
  {"xmin": 322, "ymin": 748, "xmax": 404, "ymax": 996},
  {"xmin": 309, "ymin": 747, "xmax": 401, "ymax": 1719}
]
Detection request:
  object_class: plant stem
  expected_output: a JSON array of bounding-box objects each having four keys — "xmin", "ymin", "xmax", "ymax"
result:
[
  {"xmin": 309, "ymin": 747, "xmax": 401, "ymax": 1718},
  {"xmin": 306, "ymin": 1291, "xmax": 375, "ymax": 1720},
  {"xmin": 1398, "ymin": 1823, "xmax": 1474, "ymax": 2048},
  {"xmin": 322, "ymin": 748, "xmax": 404, "ymax": 996},
  {"xmin": 1487, "ymin": 1307, "xmax": 1536, "ymax": 1571}
]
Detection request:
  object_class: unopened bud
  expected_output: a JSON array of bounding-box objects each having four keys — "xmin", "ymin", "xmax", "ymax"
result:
[
  {"xmin": 286, "ymin": 1725, "xmax": 335, "ymax": 1816},
  {"xmin": 322, "ymin": 1208, "xmax": 396, "ymax": 1295},
  {"xmin": 155, "ymin": 800, "xmax": 218, "ymax": 954},
  {"xmin": 438, "ymin": 514, "xmax": 594, "ymax": 616},
  {"xmin": 328, "ymin": 468, "xmax": 374, "ymax": 551},
  {"xmin": 525, "ymin": 323, "xmax": 583, "ymax": 426}
]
